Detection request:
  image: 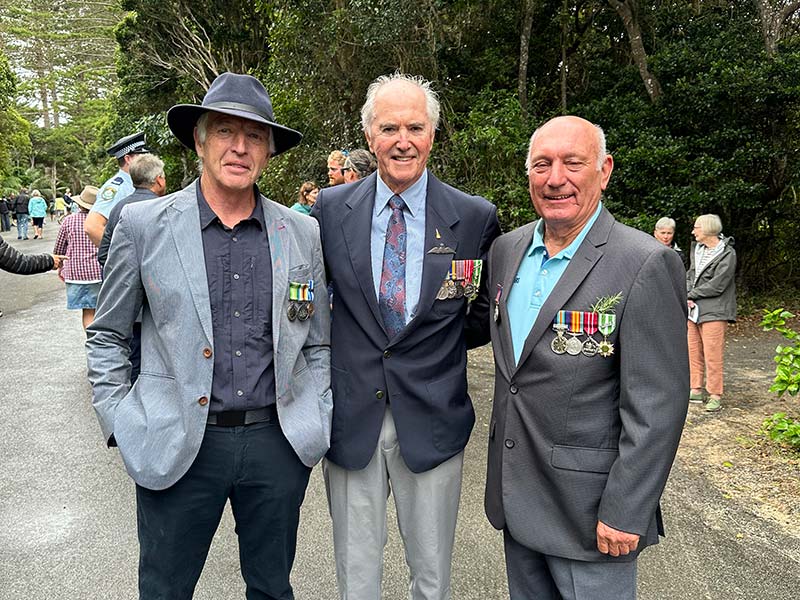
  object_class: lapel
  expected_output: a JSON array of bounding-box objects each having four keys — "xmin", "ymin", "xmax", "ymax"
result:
[
  {"xmin": 495, "ymin": 222, "xmax": 536, "ymax": 381},
  {"xmin": 262, "ymin": 197, "xmax": 288, "ymax": 352},
  {"xmin": 341, "ymin": 173, "xmax": 385, "ymax": 330},
  {"xmin": 512, "ymin": 208, "xmax": 614, "ymax": 375},
  {"xmin": 167, "ymin": 185, "xmax": 213, "ymax": 343},
  {"xmin": 392, "ymin": 174, "xmax": 459, "ymax": 345}
]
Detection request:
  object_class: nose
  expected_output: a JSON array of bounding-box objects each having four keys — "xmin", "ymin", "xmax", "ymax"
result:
[
  {"xmin": 395, "ymin": 129, "xmax": 412, "ymax": 150},
  {"xmin": 230, "ymin": 130, "xmax": 247, "ymax": 153},
  {"xmin": 546, "ymin": 161, "xmax": 567, "ymax": 187}
]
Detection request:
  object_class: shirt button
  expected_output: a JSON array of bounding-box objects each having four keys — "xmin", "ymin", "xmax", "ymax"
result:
[
  {"xmin": 510, "ymin": 384, "xmax": 518, "ymax": 394},
  {"xmin": 504, "ymin": 439, "xmax": 515, "ymax": 449},
  {"xmin": 542, "ymin": 269, "xmax": 548, "ymax": 275},
  {"xmin": 235, "ymin": 350, "xmax": 242, "ymax": 357},
  {"xmin": 376, "ymin": 390, "xmax": 384, "ymax": 400},
  {"xmin": 234, "ymin": 311, "xmax": 240, "ymax": 318},
  {"xmin": 198, "ymin": 396, "xmax": 209, "ymax": 406},
  {"xmin": 233, "ymin": 273, "xmax": 240, "ymax": 280},
  {"xmin": 202, "ymin": 347, "xmax": 212, "ymax": 358},
  {"xmin": 533, "ymin": 291, "xmax": 541, "ymax": 297},
  {"xmin": 237, "ymin": 390, "xmax": 244, "ymax": 397},
  {"xmin": 232, "ymin": 236, "xmax": 238, "ymax": 242},
  {"xmin": 383, "ymin": 350, "xmax": 392, "ymax": 359}
]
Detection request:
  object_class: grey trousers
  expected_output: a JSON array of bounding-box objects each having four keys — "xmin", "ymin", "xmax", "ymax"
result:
[
  {"xmin": 504, "ymin": 529, "xmax": 637, "ymax": 600},
  {"xmin": 324, "ymin": 407, "xmax": 464, "ymax": 600}
]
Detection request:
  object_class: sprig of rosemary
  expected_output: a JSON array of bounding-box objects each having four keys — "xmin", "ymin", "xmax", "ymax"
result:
[{"xmin": 590, "ymin": 292, "xmax": 623, "ymax": 314}]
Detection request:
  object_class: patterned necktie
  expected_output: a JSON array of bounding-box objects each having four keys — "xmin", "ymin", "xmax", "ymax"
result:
[{"xmin": 379, "ymin": 195, "xmax": 407, "ymax": 338}]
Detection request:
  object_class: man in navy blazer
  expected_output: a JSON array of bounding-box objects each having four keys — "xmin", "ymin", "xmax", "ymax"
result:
[{"xmin": 311, "ymin": 73, "xmax": 501, "ymax": 599}]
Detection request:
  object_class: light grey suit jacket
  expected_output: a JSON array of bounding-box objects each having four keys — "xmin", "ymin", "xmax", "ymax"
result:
[
  {"xmin": 484, "ymin": 208, "xmax": 689, "ymax": 562},
  {"xmin": 86, "ymin": 181, "xmax": 332, "ymax": 490}
]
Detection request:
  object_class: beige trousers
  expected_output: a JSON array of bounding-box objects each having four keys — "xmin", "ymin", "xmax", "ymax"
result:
[
  {"xmin": 323, "ymin": 407, "xmax": 464, "ymax": 600},
  {"xmin": 687, "ymin": 320, "xmax": 727, "ymax": 396}
]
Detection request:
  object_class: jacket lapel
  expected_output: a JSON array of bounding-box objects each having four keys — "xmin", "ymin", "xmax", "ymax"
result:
[
  {"xmin": 512, "ymin": 208, "xmax": 613, "ymax": 374},
  {"xmin": 341, "ymin": 174, "xmax": 385, "ymax": 330},
  {"xmin": 167, "ymin": 186, "xmax": 213, "ymax": 343},
  {"xmin": 263, "ymin": 198, "xmax": 288, "ymax": 353}
]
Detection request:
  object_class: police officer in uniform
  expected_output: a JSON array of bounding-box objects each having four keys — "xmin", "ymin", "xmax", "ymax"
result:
[{"xmin": 84, "ymin": 132, "xmax": 151, "ymax": 246}]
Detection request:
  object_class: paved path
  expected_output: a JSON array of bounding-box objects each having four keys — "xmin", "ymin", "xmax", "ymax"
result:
[{"xmin": 1, "ymin": 230, "xmax": 798, "ymax": 599}]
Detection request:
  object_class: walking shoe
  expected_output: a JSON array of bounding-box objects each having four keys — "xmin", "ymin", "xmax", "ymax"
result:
[
  {"xmin": 705, "ymin": 396, "xmax": 722, "ymax": 412},
  {"xmin": 689, "ymin": 391, "xmax": 704, "ymax": 403}
]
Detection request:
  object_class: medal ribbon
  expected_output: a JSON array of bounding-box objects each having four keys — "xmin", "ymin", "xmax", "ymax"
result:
[
  {"xmin": 598, "ymin": 313, "xmax": 616, "ymax": 336},
  {"xmin": 472, "ymin": 260, "xmax": 483, "ymax": 288},
  {"xmin": 289, "ymin": 282, "xmax": 300, "ymax": 301},
  {"xmin": 568, "ymin": 310, "xmax": 584, "ymax": 334},
  {"xmin": 584, "ymin": 311, "xmax": 598, "ymax": 336}
]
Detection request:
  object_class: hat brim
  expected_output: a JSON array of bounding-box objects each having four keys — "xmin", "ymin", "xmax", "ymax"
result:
[
  {"xmin": 75, "ymin": 198, "xmax": 94, "ymax": 210},
  {"xmin": 167, "ymin": 105, "xmax": 303, "ymax": 157}
]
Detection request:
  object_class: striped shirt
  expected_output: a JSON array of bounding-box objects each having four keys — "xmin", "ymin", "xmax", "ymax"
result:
[{"xmin": 53, "ymin": 212, "xmax": 102, "ymax": 283}]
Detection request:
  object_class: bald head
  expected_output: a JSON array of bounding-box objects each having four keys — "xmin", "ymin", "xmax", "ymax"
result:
[{"xmin": 527, "ymin": 116, "xmax": 607, "ymax": 174}]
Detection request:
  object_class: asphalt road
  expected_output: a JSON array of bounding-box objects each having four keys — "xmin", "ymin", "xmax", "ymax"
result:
[{"xmin": 1, "ymin": 226, "xmax": 798, "ymax": 599}]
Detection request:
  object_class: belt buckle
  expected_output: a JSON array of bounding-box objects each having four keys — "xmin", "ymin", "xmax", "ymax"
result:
[{"xmin": 215, "ymin": 411, "xmax": 246, "ymax": 426}]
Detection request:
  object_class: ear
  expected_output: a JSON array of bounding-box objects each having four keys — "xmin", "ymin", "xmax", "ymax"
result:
[
  {"xmin": 364, "ymin": 130, "xmax": 374, "ymax": 154},
  {"xmin": 193, "ymin": 127, "xmax": 205, "ymax": 160},
  {"xmin": 599, "ymin": 154, "xmax": 613, "ymax": 191}
]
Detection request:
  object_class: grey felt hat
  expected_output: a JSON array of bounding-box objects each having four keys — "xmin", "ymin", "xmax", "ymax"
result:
[{"xmin": 167, "ymin": 73, "xmax": 303, "ymax": 157}]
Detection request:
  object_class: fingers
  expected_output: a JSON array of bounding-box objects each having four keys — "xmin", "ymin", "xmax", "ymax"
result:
[{"xmin": 596, "ymin": 520, "xmax": 640, "ymax": 557}]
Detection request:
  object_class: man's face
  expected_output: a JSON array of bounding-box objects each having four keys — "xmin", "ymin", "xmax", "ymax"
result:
[
  {"xmin": 527, "ymin": 116, "xmax": 612, "ymax": 232},
  {"xmin": 328, "ymin": 160, "xmax": 346, "ymax": 186},
  {"xmin": 654, "ymin": 227, "xmax": 675, "ymax": 246},
  {"xmin": 194, "ymin": 113, "xmax": 270, "ymax": 195},
  {"xmin": 365, "ymin": 81, "xmax": 434, "ymax": 195}
]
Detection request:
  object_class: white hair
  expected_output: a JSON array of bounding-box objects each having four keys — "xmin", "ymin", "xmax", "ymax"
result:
[
  {"xmin": 654, "ymin": 217, "xmax": 676, "ymax": 231},
  {"xmin": 525, "ymin": 120, "xmax": 608, "ymax": 174},
  {"xmin": 360, "ymin": 72, "xmax": 440, "ymax": 132},
  {"xmin": 195, "ymin": 111, "xmax": 276, "ymax": 155}
]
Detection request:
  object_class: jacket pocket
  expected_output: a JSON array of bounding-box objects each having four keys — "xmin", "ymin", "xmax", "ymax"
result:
[{"xmin": 551, "ymin": 444, "xmax": 618, "ymax": 474}]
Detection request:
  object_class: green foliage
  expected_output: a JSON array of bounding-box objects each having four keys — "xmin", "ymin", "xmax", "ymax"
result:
[
  {"xmin": 760, "ymin": 413, "xmax": 800, "ymax": 451},
  {"xmin": 761, "ymin": 309, "xmax": 800, "ymax": 397}
]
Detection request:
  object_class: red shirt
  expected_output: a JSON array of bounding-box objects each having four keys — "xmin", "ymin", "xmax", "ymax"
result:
[{"xmin": 53, "ymin": 211, "xmax": 102, "ymax": 283}]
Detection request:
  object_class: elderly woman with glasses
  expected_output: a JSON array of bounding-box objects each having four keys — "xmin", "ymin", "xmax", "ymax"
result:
[{"xmin": 686, "ymin": 214, "xmax": 737, "ymax": 412}]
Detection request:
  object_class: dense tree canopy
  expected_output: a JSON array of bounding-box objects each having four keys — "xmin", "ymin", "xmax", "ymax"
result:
[{"xmin": 2, "ymin": 0, "xmax": 800, "ymax": 293}]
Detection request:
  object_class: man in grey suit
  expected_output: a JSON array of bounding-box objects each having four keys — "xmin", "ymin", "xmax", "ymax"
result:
[
  {"xmin": 86, "ymin": 73, "xmax": 331, "ymax": 600},
  {"xmin": 312, "ymin": 74, "xmax": 501, "ymax": 599},
  {"xmin": 484, "ymin": 115, "xmax": 688, "ymax": 599}
]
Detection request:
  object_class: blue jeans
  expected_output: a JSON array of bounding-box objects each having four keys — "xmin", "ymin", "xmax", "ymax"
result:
[
  {"xmin": 16, "ymin": 214, "xmax": 28, "ymax": 238},
  {"xmin": 0, "ymin": 213, "xmax": 10, "ymax": 232}
]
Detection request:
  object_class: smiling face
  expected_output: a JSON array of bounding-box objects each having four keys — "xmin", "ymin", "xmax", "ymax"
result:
[
  {"xmin": 194, "ymin": 113, "xmax": 270, "ymax": 196},
  {"xmin": 527, "ymin": 116, "xmax": 612, "ymax": 235},
  {"xmin": 365, "ymin": 81, "xmax": 434, "ymax": 195}
]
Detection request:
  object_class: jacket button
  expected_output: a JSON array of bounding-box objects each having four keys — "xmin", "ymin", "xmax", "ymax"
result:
[
  {"xmin": 198, "ymin": 396, "xmax": 209, "ymax": 406},
  {"xmin": 203, "ymin": 347, "xmax": 213, "ymax": 358},
  {"xmin": 504, "ymin": 439, "xmax": 515, "ymax": 449},
  {"xmin": 383, "ymin": 350, "xmax": 392, "ymax": 359},
  {"xmin": 376, "ymin": 390, "xmax": 384, "ymax": 400},
  {"xmin": 510, "ymin": 384, "xmax": 518, "ymax": 394}
]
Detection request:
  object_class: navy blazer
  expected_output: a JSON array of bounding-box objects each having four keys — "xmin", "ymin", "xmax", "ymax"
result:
[{"xmin": 312, "ymin": 171, "xmax": 501, "ymax": 473}]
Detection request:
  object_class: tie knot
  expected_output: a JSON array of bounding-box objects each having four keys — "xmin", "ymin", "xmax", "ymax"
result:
[{"xmin": 389, "ymin": 195, "xmax": 405, "ymax": 211}]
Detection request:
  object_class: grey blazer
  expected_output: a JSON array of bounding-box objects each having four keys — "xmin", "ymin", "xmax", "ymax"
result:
[
  {"xmin": 86, "ymin": 181, "xmax": 332, "ymax": 490},
  {"xmin": 484, "ymin": 208, "xmax": 689, "ymax": 562}
]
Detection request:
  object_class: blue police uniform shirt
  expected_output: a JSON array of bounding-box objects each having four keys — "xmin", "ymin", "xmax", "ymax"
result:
[
  {"xmin": 91, "ymin": 169, "xmax": 135, "ymax": 219},
  {"xmin": 370, "ymin": 170, "xmax": 427, "ymax": 324},
  {"xmin": 507, "ymin": 202, "xmax": 603, "ymax": 365}
]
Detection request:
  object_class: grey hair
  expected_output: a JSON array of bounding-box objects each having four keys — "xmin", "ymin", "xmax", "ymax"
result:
[
  {"xmin": 130, "ymin": 154, "xmax": 165, "ymax": 187},
  {"xmin": 360, "ymin": 73, "xmax": 440, "ymax": 132},
  {"xmin": 344, "ymin": 149, "xmax": 378, "ymax": 179},
  {"xmin": 195, "ymin": 111, "xmax": 276, "ymax": 155},
  {"xmin": 695, "ymin": 214, "xmax": 723, "ymax": 237},
  {"xmin": 654, "ymin": 217, "xmax": 676, "ymax": 231},
  {"xmin": 525, "ymin": 120, "xmax": 608, "ymax": 174}
]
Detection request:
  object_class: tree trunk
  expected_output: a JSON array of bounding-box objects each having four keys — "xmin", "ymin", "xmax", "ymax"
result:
[
  {"xmin": 608, "ymin": 0, "xmax": 662, "ymax": 103},
  {"xmin": 518, "ymin": 0, "xmax": 536, "ymax": 116},
  {"xmin": 560, "ymin": 0, "xmax": 568, "ymax": 113},
  {"xmin": 755, "ymin": 0, "xmax": 800, "ymax": 57}
]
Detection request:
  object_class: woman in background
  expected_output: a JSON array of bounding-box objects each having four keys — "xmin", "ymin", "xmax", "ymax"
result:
[
  {"xmin": 686, "ymin": 214, "xmax": 737, "ymax": 412},
  {"xmin": 27, "ymin": 190, "xmax": 48, "ymax": 240},
  {"xmin": 291, "ymin": 181, "xmax": 319, "ymax": 215}
]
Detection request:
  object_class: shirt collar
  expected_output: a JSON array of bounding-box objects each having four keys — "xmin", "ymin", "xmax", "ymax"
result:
[
  {"xmin": 374, "ymin": 169, "xmax": 428, "ymax": 219},
  {"xmin": 528, "ymin": 202, "xmax": 603, "ymax": 259},
  {"xmin": 196, "ymin": 179, "xmax": 265, "ymax": 231}
]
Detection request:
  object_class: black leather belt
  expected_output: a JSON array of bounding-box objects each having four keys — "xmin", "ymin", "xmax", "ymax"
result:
[{"xmin": 207, "ymin": 405, "xmax": 277, "ymax": 426}]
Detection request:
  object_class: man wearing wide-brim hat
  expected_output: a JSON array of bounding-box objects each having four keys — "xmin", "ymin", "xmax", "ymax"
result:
[
  {"xmin": 86, "ymin": 72, "xmax": 332, "ymax": 599},
  {"xmin": 84, "ymin": 131, "xmax": 151, "ymax": 246}
]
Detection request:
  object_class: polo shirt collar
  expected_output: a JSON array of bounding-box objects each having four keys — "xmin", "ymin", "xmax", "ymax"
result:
[{"xmin": 528, "ymin": 202, "xmax": 603, "ymax": 259}]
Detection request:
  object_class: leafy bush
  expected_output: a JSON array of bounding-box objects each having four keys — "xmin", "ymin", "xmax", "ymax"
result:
[
  {"xmin": 761, "ymin": 413, "xmax": 800, "ymax": 451},
  {"xmin": 761, "ymin": 308, "xmax": 800, "ymax": 397}
]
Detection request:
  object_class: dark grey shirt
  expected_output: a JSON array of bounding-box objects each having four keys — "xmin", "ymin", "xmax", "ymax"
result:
[
  {"xmin": 197, "ymin": 182, "xmax": 275, "ymax": 413},
  {"xmin": 97, "ymin": 187, "xmax": 159, "ymax": 267}
]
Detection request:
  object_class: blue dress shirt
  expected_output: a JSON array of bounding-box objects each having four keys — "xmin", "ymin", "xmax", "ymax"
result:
[
  {"xmin": 507, "ymin": 203, "xmax": 603, "ymax": 365},
  {"xmin": 370, "ymin": 170, "xmax": 427, "ymax": 324}
]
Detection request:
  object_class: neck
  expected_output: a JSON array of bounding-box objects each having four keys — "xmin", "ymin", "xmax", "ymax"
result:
[
  {"xmin": 200, "ymin": 175, "xmax": 256, "ymax": 228},
  {"xmin": 542, "ymin": 220, "xmax": 588, "ymax": 257},
  {"xmin": 703, "ymin": 236, "xmax": 720, "ymax": 248}
]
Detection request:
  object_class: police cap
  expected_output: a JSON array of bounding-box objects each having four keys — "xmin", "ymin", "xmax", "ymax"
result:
[{"xmin": 106, "ymin": 132, "xmax": 150, "ymax": 159}]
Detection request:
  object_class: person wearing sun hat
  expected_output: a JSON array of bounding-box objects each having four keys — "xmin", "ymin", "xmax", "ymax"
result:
[{"xmin": 86, "ymin": 72, "xmax": 331, "ymax": 599}]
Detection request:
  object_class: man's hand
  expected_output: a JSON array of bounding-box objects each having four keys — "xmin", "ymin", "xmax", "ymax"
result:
[
  {"xmin": 687, "ymin": 299, "xmax": 696, "ymax": 309},
  {"xmin": 84, "ymin": 211, "xmax": 108, "ymax": 247},
  {"xmin": 51, "ymin": 254, "xmax": 67, "ymax": 269},
  {"xmin": 596, "ymin": 520, "xmax": 639, "ymax": 557}
]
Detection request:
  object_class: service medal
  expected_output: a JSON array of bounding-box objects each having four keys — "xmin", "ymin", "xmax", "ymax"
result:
[
  {"xmin": 550, "ymin": 324, "xmax": 568, "ymax": 354},
  {"xmin": 582, "ymin": 311, "xmax": 600, "ymax": 357},
  {"xmin": 597, "ymin": 312, "xmax": 616, "ymax": 358},
  {"xmin": 287, "ymin": 301, "xmax": 298, "ymax": 321},
  {"xmin": 494, "ymin": 283, "xmax": 503, "ymax": 322},
  {"xmin": 297, "ymin": 303, "xmax": 309, "ymax": 321},
  {"xmin": 437, "ymin": 284, "xmax": 449, "ymax": 301},
  {"xmin": 307, "ymin": 302, "xmax": 315, "ymax": 317},
  {"xmin": 454, "ymin": 281, "xmax": 465, "ymax": 299}
]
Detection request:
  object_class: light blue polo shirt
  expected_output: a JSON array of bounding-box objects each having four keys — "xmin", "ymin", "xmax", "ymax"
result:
[
  {"xmin": 508, "ymin": 203, "xmax": 602, "ymax": 365},
  {"xmin": 370, "ymin": 170, "xmax": 427, "ymax": 324}
]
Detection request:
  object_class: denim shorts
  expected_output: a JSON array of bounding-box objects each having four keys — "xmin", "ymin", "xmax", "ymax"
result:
[{"xmin": 66, "ymin": 282, "xmax": 101, "ymax": 310}]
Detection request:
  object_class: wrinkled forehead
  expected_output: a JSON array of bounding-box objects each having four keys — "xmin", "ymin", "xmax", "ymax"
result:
[
  {"xmin": 531, "ymin": 119, "xmax": 598, "ymax": 159},
  {"xmin": 207, "ymin": 112, "xmax": 271, "ymax": 133}
]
